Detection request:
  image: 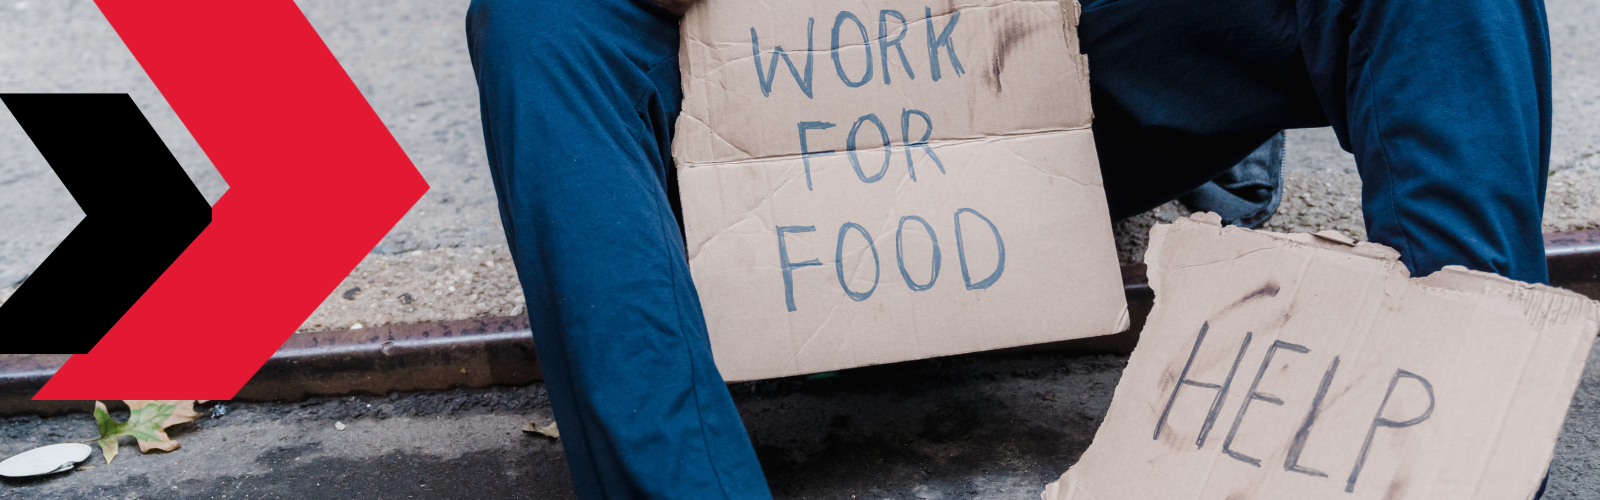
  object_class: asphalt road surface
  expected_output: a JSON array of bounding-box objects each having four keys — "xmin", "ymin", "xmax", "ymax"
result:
[{"xmin": 1, "ymin": 340, "xmax": 1599, "ymax": 499}]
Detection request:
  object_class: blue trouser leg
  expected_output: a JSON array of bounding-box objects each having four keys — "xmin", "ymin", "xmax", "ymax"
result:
[
  {"xmin": 1083, "ymin": 0, "xmax": 1552, "ymax": 284},
  {"xmin": 465, "ymin": 1, "xmax": 773, "ymax": 498}
]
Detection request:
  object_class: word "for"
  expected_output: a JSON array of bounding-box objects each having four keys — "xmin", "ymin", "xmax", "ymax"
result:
[{"xmin": 797, "ymin": 108, "xmax": 944, "ymax": 191}]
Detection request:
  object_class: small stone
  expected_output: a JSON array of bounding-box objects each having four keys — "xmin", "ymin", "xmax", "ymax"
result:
[{"xmin": 335, "ymin": 421, "xmax": 346, "ymax": 431}]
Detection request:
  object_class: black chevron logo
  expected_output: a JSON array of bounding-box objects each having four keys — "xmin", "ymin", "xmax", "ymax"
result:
[{"xmin": 0, "ymin": 94, "xmax": 211, "ymax": 354}]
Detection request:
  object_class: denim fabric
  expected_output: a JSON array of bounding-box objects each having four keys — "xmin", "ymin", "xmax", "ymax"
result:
[
  {"xmin": 1181, "ymin": 132, "xmax": 1286, "ymax": 229},
  {"xmin": 465, "ymin": 1, "xmax": 772, "ymax": 498},
  {"xmin": 1083, "ymin": 0, "xmax": 1552, "ymax": 284},
  {"xmin": 465, "ymin": 0, "xmax": 1553, "ymax": 497}
]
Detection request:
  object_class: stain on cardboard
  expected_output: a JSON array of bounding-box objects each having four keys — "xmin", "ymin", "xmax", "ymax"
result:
[
  {"xmin": 1383, "ymin": 479, "xmax": 1406, "ymax": 500},
  {"xmin": 1231, "ymin": 283, "xmax": 1281, "ymax": 308},
  {"xmin": 1157, "ymin": 419, "xmax": 1185, "ymax": 451},
  {"xmin": 989, "ymin": 11, "xmax": 1041, "ymax": 93},
  {"xmin": 1156, "ymin": 367, "xmax": 1177, "ymax": 398}
]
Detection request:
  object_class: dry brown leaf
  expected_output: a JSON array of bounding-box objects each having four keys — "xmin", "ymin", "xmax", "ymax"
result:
[
  {"xmin": 521, "ymin": 420, "xmax": 559, "ymax": 439},
  {"xmin": 92, "ymin": 400, "xmax": 204, "ymax": 464}
]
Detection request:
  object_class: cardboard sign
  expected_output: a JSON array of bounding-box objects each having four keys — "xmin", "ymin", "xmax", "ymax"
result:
[
  {"xmin": 673, "ymin": 0, "xmax": 1128, "ymax": 381},
  {"xmin": 1044, "ymin": 214, "xmax": 1600, "ymax": 500}
]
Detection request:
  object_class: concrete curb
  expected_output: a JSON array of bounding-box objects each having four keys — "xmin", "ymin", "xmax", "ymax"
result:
[
  {"xmin": 1549, "ymin": 229, "xmax": 1600, "ymax": 299},
  {"xmin": 2, "ymin": 230, "xmax": 1596, "ymax": 416}
]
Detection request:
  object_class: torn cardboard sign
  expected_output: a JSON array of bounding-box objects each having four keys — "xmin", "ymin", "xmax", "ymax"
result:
[
  {"xmin": 674, "ymin": 0, "xmax": 1127, "ymax": 381},
  {"xmin": 1044, "ymin": 214, "xmax": 1600, "ymax": 500}
]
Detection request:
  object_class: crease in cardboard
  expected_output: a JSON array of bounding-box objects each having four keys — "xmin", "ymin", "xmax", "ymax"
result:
[
  {"xmin": 677, "ymin": 126, "xmax": 1095, "ymax": 169},
  {"xmin": 1465, "ymin": 319, "xmax": 1545, "ymax": 499},
  {"xmin": 675, "ymin": 96, "xmax": 759, "ymax": 160},
  {"xmin": 993, "ymin": 135, "xmax": 1098, "ymax": 188},
  {"xmin": 682, "ymin": 127, "xmax": 1101, "ymax": 259}
]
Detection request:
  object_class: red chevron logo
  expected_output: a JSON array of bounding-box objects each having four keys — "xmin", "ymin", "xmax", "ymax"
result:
[{"xmin": 34, "ymin": 0, "xmax": 429, "ymax": 399}]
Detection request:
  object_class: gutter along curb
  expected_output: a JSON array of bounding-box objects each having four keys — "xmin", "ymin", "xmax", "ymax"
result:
[
  {"xmin": 0, "ymin": 316, "xmax": 543, "ymax": 416},
  {"xmin": 2, "ymin": 230, "xmax": 1597, "ymax": 416}
]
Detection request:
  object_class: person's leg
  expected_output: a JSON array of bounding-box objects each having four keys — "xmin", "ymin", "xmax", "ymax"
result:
[
  {"xmin": 1180, "ymin": 132, "xmax": 1286, "ymax": 229},
  {"xmin": 1079, "ymin": 0, "xmax": 1329, "ymax": 221},
  {"xmin": 1296, "ymin": 0, "xmax": 1552, "ymax": 284},
  {"xmin": 465, "ymin": 1, "xmax": 772, "ymax": 498},
  {"xmin": 1081, "ymin": 0, "xmax": 1550, "ymax": 284},
  {"xmin": 1299, "ymin": 2, "xmax": 1556, "ymax": 492}
]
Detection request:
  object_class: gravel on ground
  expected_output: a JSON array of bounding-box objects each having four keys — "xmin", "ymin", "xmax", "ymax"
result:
[{"xmin": 296, "ymin": 245, "xmax": 524, "ymax": 332}]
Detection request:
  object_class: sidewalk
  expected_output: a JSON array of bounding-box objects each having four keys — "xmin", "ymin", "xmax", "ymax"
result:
[{"xmin": 4, "ymin": 0, "xmax": 1600, "ymax": 332}]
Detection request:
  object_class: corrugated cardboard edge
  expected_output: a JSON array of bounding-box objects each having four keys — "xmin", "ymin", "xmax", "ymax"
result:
[
  {"xmin": 1043, "ymin": 213, "xmax": 1600, "ymax": 500},
  {"xmin": 1059, "ymin": 0, "xmax": 1091, "ymax": 90}
]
